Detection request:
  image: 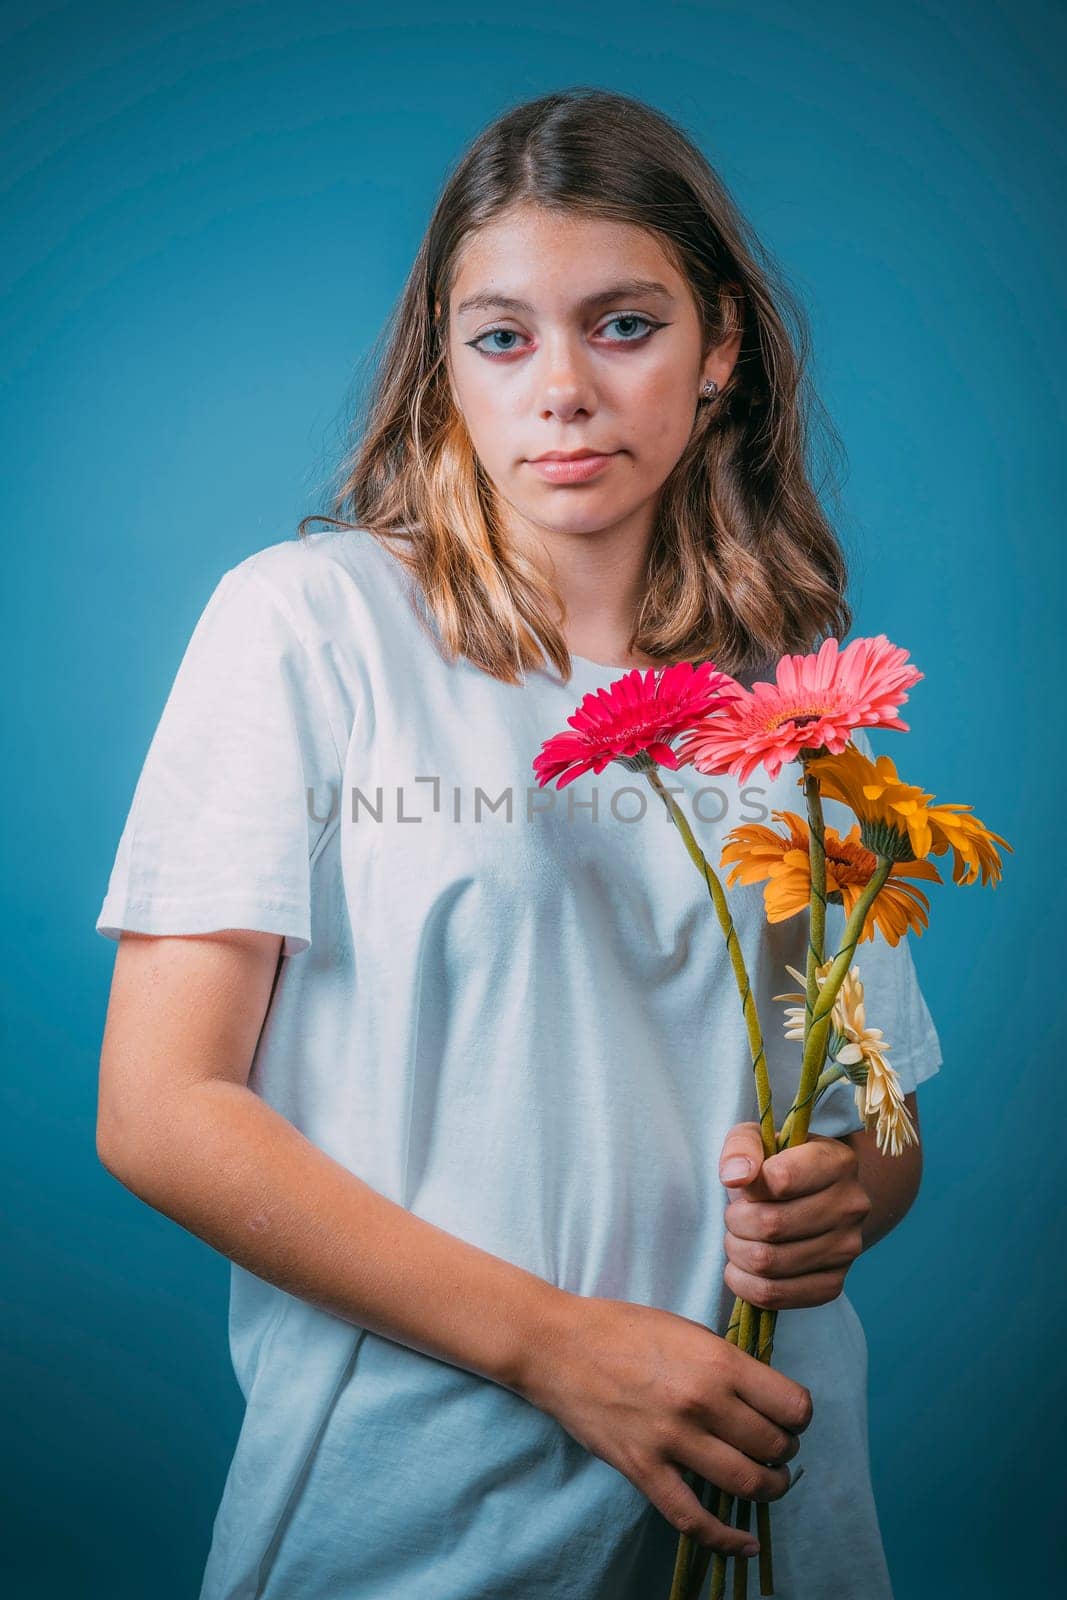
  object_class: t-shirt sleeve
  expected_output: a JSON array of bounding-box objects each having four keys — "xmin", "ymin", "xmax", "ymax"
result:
[
  {"xmin": 95, "ymin": 562, "xmax": 342, "ymax": 958},
  {"xmin": 806, "ymin": 724, "xmax": 944, "ymax": 1138}
]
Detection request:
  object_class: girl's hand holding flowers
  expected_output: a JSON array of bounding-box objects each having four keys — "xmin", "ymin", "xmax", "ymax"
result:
[
  {"xmin": 719, "ymin": 1125, "xmax": 872, "ymax": 1312},
  {"xmin": 532, "ymin": 635, "xmax": 1011, "ymax": 1598}
]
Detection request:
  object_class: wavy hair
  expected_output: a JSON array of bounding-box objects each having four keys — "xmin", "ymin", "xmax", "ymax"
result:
[{"xmin": 298, "ymin": 86, "xmax": 853, "ymax": 684}]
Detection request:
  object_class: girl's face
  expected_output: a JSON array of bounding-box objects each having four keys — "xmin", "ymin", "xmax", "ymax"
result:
[{"xmin": 441, "ymin": 203, "xmax": 740, "ymax": 544}]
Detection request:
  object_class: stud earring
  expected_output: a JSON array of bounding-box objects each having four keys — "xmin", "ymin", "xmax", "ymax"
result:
[{"xmin": 700, "ymin": 378, "xmax": 719, "ymax": 399}]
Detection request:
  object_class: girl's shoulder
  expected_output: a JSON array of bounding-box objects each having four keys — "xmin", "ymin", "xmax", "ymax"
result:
[
  {"xmin": 226, "ymin": 526, "xmax": 423, "ymax": 656},
  {"xmin": 231, "ymin": 524, "xmax": 412, "ymax": 624}
]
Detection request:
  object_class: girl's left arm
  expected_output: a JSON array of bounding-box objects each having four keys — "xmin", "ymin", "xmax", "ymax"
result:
[{"xmin": 839, "ymin": 1091, "xmax": 923, "ymax": 1252}]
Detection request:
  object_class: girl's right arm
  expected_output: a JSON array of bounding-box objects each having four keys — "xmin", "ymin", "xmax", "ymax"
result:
[{"xmin": 96, "ymin": 928, "xmax": 810, "ymax": 1560}]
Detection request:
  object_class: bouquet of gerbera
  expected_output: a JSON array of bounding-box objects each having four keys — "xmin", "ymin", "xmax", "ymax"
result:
[{"xmin": 532, "ymin": 636, "xmax": 1010, "ymax": 1600}]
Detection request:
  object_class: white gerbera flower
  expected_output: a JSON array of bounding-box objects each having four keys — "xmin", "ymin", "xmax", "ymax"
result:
[{"xmin": 773, "ymin": 961, "xmax": 918, "ymax": 1157}]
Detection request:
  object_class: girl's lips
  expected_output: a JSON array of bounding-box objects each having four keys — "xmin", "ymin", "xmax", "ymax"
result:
[{"xmin": 526, "ymin": 453, "xmax": 617, "ymax": 484}]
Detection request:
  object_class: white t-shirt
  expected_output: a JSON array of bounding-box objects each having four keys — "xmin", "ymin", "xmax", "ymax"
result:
[{"xmin": 96, "ymin": 528, "xmax": 942, "ymax": 1599}]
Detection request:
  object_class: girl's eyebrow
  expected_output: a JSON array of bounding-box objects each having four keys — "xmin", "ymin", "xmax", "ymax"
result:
[{"xmin": 454, "ymin": 278, "xmax": 676, "ymax": 318}]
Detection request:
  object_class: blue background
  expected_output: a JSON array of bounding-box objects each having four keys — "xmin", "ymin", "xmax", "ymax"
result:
[{"xmin": 4, "ymin": 2, "xmax": 1061, "ymax": 1594}]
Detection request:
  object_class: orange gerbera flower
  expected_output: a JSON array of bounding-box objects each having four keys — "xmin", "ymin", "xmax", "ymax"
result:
[
  {"xmin": 720, "ymin": 810, "xmax": 942, "ymax": 945},
  {"xmin": 804, "ymin": 743, "xmax": 1012, "ymax": 886}
]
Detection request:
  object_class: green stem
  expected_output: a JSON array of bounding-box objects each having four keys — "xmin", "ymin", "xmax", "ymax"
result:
[
  {"xmin": 680, "ymin": 1324, "xmax": 741, "ymax": 1600},
  {"xmin": 803, "ymin": 764, "xmax": 828, "ymax": 1023},
  {"xmin": 734, "ymin": 763, "xmax": 825, "ymax": 1592},
  {"xmin": 783, "ymin": 857, "xmax": 894, "ymax": 1150},
  {"xmin": 702, "ymin": 1302, "xmax": 759, "ymax": 1600},
  {"xmin": 647, "ymin": 767, "xmax": 781, "ymax": 1600},
  {"xmin": 715, "ymin": 867, "xmax": 895, "ymax": 1596},
  {"xmin": 732, "ymin": 1498, "xmax": 753, "ymax": 1599},
  {"xmin": 646, "ymin": 767, "xmax": 791, "ymax": 1600},
  {"xmin": 747, "ymin": 756, "xmax": 829, "ymax": 1600},
  {"xmin": 735, "ymin": 866, "xmax": 892, "ymax": 1596},
  {"xmin": 645, "ymin": 769, "xmax": 777, "ymax": 1162},
  {"xmin": 684, "ymin": 779, "xmax": 890, "ymax": 1599},
  {"xmin": 698, "ymin": 1069, "xmax": 876, "ymax": 1592},
  {"xmin": 777, "ymin": 1064, "xmax": 847, "ymax": 1145}
]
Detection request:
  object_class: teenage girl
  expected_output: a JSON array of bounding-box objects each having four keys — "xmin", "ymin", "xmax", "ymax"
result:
[{"xmin": 95, "ymin": 87, "xmax": 942, "ymax": 1600}]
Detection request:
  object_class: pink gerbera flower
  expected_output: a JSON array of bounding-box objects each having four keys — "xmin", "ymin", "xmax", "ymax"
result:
[
  {"xmin": 533, "ymin": 660, "xmax": 740, "ymax": 791},
  {"xmin": 674, "ymin": 635, "xmax": 922, "ymax": 783}
]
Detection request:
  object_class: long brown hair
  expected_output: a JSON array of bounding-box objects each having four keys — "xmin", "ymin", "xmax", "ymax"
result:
[{"xmin": 298, "ymin": 86, "xmax": 853, "ymax": 684}]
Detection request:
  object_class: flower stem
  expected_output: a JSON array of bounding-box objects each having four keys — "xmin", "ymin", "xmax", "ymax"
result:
[
  {"xmin": 803, "ymin": 764, "xmax": 828, "ymax": 1022},
  {"xmin": 645, "ymin": 770, "xmax": 778, "ymax": 1162},
  {"xmin": 777, "ymin": 1064, "xmax": 847, "ymax": 1145},
  {"xmin": 678, "ymin": 778, "xmax": 891, "ymax": 1598},
  {"xmin": 674, "ymin": 1355, "xmax": 739, "ymax": 1598},
  {"xmin": 645, "ymin": 769, "xmax": 781, "ymax": 1600},
  {"xmin": 783, "ymin": 857, "xmax": 894, "ymax": 1150},
  {"xmin": 700, "ymin": 1300, "xmax": 759, "ymax": 1600},
  {"xmin": 739, "ymin": 765, "xmax": 828, "ymax": 1595},
  {"xmin": 732, "ymin": 1498, "xmax": 753, "ymax": 1599},
  {"xmin": 719, "ymin": 866, "xmax": 894, "ymax": 1595},
  {"xmin": 693, "ymin": 1056, "xmax": 861, "ymax": 1590}
]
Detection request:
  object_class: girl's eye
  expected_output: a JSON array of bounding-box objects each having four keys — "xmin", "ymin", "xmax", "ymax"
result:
[
  {"xmin": 466, "ymin": 314, "xmax": 662, "ymax": 359},
  {"xmin": 598, "ymin": 314, "xmax": 659, "ymax": 343}
]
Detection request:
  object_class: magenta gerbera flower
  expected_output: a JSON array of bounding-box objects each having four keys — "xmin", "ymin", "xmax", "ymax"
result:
[
  {"xmin": 673, "ymin": 635, "xmax": 923, "ymax": 784},
  {"xmin": 532, "ymin": 660, "xmax": 741, "ymax": 791}
]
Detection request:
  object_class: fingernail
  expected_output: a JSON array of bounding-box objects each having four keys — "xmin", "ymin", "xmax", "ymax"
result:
[
  {"xmin": 742, "ymin": 1542, "xmax": 760, "ymax": 1557},
  {"xmin": 721, "ymin": 1157, "xmax": 751, "ymax": 1180}
]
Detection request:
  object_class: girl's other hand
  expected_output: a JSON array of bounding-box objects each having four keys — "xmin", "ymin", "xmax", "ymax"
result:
[
  {"xmin": 516, "ymin": 1292, "xmax": 811, "ymax": 1557},
  {"xmin": 719, "ymin": 1122, "xmax": 872, "ymax": 1311}
]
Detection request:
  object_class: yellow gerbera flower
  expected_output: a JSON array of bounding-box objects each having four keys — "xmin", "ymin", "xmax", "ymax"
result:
[
  {"xmin": 774, "ymin": 961, "xmax": 918, "ymax": 1156},
  {"xmin": 804, "ymin": 743, "xmax": 1011, "ymax": 886},
  {"xmin": 721, "ymin": 810, "xmax": 942, "ymax": 946}
]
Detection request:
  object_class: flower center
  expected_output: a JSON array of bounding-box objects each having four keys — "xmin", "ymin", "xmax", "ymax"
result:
[
  {"xmin": 765, "ymin": 704, "xmax": 833, "ymax": 735},
  {"xmin": 783, "ymin": 707, "xmax": 829, "ymax": 729},
  {"xmin": 825, "ymin": 835, "xmax": 880, "ymax": 883}
]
